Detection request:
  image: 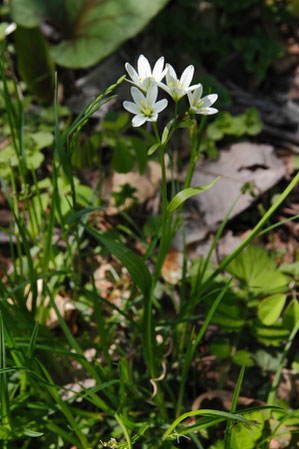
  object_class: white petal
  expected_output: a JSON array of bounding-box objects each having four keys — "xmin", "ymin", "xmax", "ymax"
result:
[
  {"xmin": 203, "ymin": 107, "xmax": 218, "ymax": 115},
  {"xmin": 152, "ymin": 98, "xmax": 168, "ymax": 113},
  {"xmin": 123, "ymin": 101, "xmax": 139, "ymax": 114},
  {"xmin": 143, "ymin": 77, "xmax": 153, "ymax": 91},
  {"xmin": 138, "ymin": 55, "xmax": 151, "ymax": 79},
  {"xmin": 132, "ymin": 114, "xmax": 146, "ymax": 127},
  {"xmin": 131, "ymin": 86, "xmax": 145, "ymax": 105},
  {"xmin": 187, "ymin": 90, "xmax": 194, "ymax": 105},
  {"xmin": 125, "ymin": 63, "xmax": 139, "ymax": 84},
  {"xmin": 166, "ymin": 64, "xmax": 177, "ymax": 84},
  {"xmin": 192, "ymin": 85, "xmax": 203, "ymax": 102},
  {"xmin": 200, "ymin": 94, "xmax": 218, "ymax": 108},
  {"xmin": 147, "ymin": 84, "xmax": 158, "ymax": 104},
  {"xmin": 159, "ymin": 67, "xmax": 168, "ymax": 81},
  {"xmin": 180, "ymin": 65, "xmax": 194, "ymax": 89},
  {"xmin": 193, "ymin": 106, "xmax": 218, "ymax": 115},
  {"xmin": 188, "ymin": 83, "xmax": 202, "ymax": 92},
  {"xmin": 153, "ymin": 57, "xmax": 165, "ymax": 80}
]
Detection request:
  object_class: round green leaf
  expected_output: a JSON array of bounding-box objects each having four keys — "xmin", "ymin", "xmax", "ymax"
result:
[
  {"xmin": 232, "ymin": 350, "xmax": 253, "ymax": 367},
  {"xmin": 50, "ymin": 0, "xmax": 169, "ymax": 68},
  {"xmin": 258, "ymin": 294, "xmax": 287, "ymax": 326},
  {"xmin": 230, "ymin": 411, "xmax": 264, "ymax": 449}
]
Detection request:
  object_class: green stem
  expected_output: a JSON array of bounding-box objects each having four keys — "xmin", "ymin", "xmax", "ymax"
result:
[
  {"xmin": 152, "ymin": 123, "xmax": 169, "ymax": 286},
  {"xmin": 265, "ymin": 320, "xmax": 299, "ymax": 420},
  {"xmin": 170, "ymin": 116, "xmax": 206, "ymax": 239}
]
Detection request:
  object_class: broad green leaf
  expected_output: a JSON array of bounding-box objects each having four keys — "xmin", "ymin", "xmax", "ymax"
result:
[
  {"xmin": 254, "ymin": 349, "xmax": 281, "ymax": 372},
  {"xmin": 258, "ymin": 294, "xmax": 287, "ymax": 326},
  {"xmin": 14, "ymin": 26, "xmax": 54, "ymax": 103},
  {"xmin": 0, "ymin": 426, "xmax": 11, "ymax": 439},
  {"xmin": 283, "ymin": 298, "xmax": 299, "ymax": 330},
  {"xmin": 209, "ymin": 340, "xmax": 231, "ymax": 360},
  {"xmin": 167, "ymin": 177, "xmax": 220, "ymax": 213},
  {"xmin": 206, "ymin": 121, "xmax": 225, "ymax": 140},
  {"xmin": 206, "ymin": 289, "xmax": 245, "ymax": 332},
  {"xmin": 30, "ymin": 131, "xmax": 54, "ymax": 150},
  {"xmin": 209, "ymin": 441, "xmax": 224, "ymax": 449},
  {"xmin": 230, "ymin": 411, "xmax": 264, "ymax": 449},
  {"xmin": 51, "ymin": 0, "xmax": 169, "ymax": 68},
  {"xmin": 12, "ymin": 1, "xmax": 169, "ymax": 68},
  {"xmin": 227, "ymin": 246, "xmax": 289, "ymax": 296},
  {"xmin": 112, "ymin": 140, "xmax": 134, "ymax": 174},
  {"xmin": 11, "ymin": 0, "xmax": 48, "ymax": 27},
  {"xmin": 75, "ymin": 184, "xmax": 94, "ymax": 206},
  {"xmin": 228, "ymin": 116, "xmax": 247, "ymax": 136},
  {"xmin": 232, "ymin": 350, "xmax": 253, "ymax": 367},
  {"xmin": 130, "ymin": 137, "xmax": 148, "ymax": 174},
  {"xmin": 280, "ymin": 261, "xmax": 299, "ymax": 277},
  {"xmin": 26, "ymin": 149, "xmax": 44, "ymax": 169},
  {"xmin": 251, "ymin": 320, "xmax": 290, "ymax": 347},
  {"xmin": 244, "ymin": 107, "xmax": 263, "ymax": 135}
]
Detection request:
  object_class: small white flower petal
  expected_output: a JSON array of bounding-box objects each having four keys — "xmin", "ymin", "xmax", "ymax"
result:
[
  {"xmin": 192, "ymin": 85, "xmax": 203, "ymax": 103},
  {"xmin": 203, "ymin": 93, "xmax": 218, "ymax": 106},
  {"xmin": 123, "ymin": 101, "xmax": 140, "ymax": 114},
  {"xmin": 166, "ymin": 64, "xmax": 177, "ymax": 84},
  {"xmin": 153, "ymin": 57, "xmax": 165, "ymax": 81},
  {"xmin": 131, "ymin": 86, "xmax": 145, "ymax": 105},
  {"xmin": 153, "ymin": 99, "xmax": 168, "ymax": 114},
  {"xmin": 132, "ymin": 114, "xmax": 147, "ymax": 127},
  {"xmin": 147, "ymin": 84, "xmax": 158, "ymax": 104},
  {"xmin": 180, "ymin": 65, "xmax": 194, "ymax": 89},
  {"xmin": 201, "ymin": 107, "xmax": 218, "ymax": 115},
  {"xmin": 188, "ymin": 83, "xmax": 203, "ymax": 92},
  {"xmin": 125, "ymin": 63, "xmax": 140, "ymax": 84},
  {"xmin": 138, "ymin": 55, "xmax": 151, "ymax": 80},
  {"xmin": 187, "ymin": 91, "xmax": 194, "ymax": 104}
]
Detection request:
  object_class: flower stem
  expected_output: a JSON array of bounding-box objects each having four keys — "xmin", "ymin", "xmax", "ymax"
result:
[{"xmin": 152, "ymin": 123, "xmax": 169, "ymax": 286}]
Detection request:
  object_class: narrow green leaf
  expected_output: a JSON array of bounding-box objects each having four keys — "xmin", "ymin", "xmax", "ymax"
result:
[
  {"xmin": 167, "ymin": 177, "xmax": 220, "ymax": 213},
  {"xmin": 147, "ymin": 142, "xmax": 160, "ymax": 156},
  {"xmin": 84, "ymin": 225, "xmax": 152, "ymax": 295},
  {"xmin": 161, "ymin": 118, "xmax": 175, "ymax": 144},
  {"xmin": 0, "ymin": 312, "xmax": 12, "ymax": 428},
  {"xmin": 224, "ymin": 364, "xmax": 246, "ymax": 449},
  {"xmin": 26, "ymin": 323, "xmax": 39, "ymax": 359},
  {"xmin": 67, "ymin": 206, "xmax": 105, "ymax": 226},
  {"xmin": 163, "ymin": 409, "xmax": 258, "ymax": 441},
  {"xmin": 24, "ymin": 429, "xmax": 44, "ymax": 437}
]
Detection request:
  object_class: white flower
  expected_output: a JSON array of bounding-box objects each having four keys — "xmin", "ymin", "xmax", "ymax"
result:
[
  {"xmin": 125, "ymin": 55, "xmax": 167, "ymax": 92},
  {"xmin": 158, "ymin": 64, "xmax": 201, "ymax": 102},
  {"xmin": 187, "ymin": 86, "xmax": 218, "ymax": 115},
  {"xmin": 123, "ymin": 84, "xmax": 168, "ymax": 127}
]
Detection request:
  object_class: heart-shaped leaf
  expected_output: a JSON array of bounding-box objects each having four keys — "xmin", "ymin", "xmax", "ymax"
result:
[{"xmin": 11, "ymin": 0, "xmax": 169, "ymax": 68}]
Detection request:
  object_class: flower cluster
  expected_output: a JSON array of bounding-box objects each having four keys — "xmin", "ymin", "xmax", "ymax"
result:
[{"xmin": 123, "ymin": 55, "xmax": 218, "ymax": 127}]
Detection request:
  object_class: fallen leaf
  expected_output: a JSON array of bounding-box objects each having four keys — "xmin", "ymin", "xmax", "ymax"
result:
[{"xmin": 190, "ymin": 143, "xmax": 286, "ymax": 230}]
